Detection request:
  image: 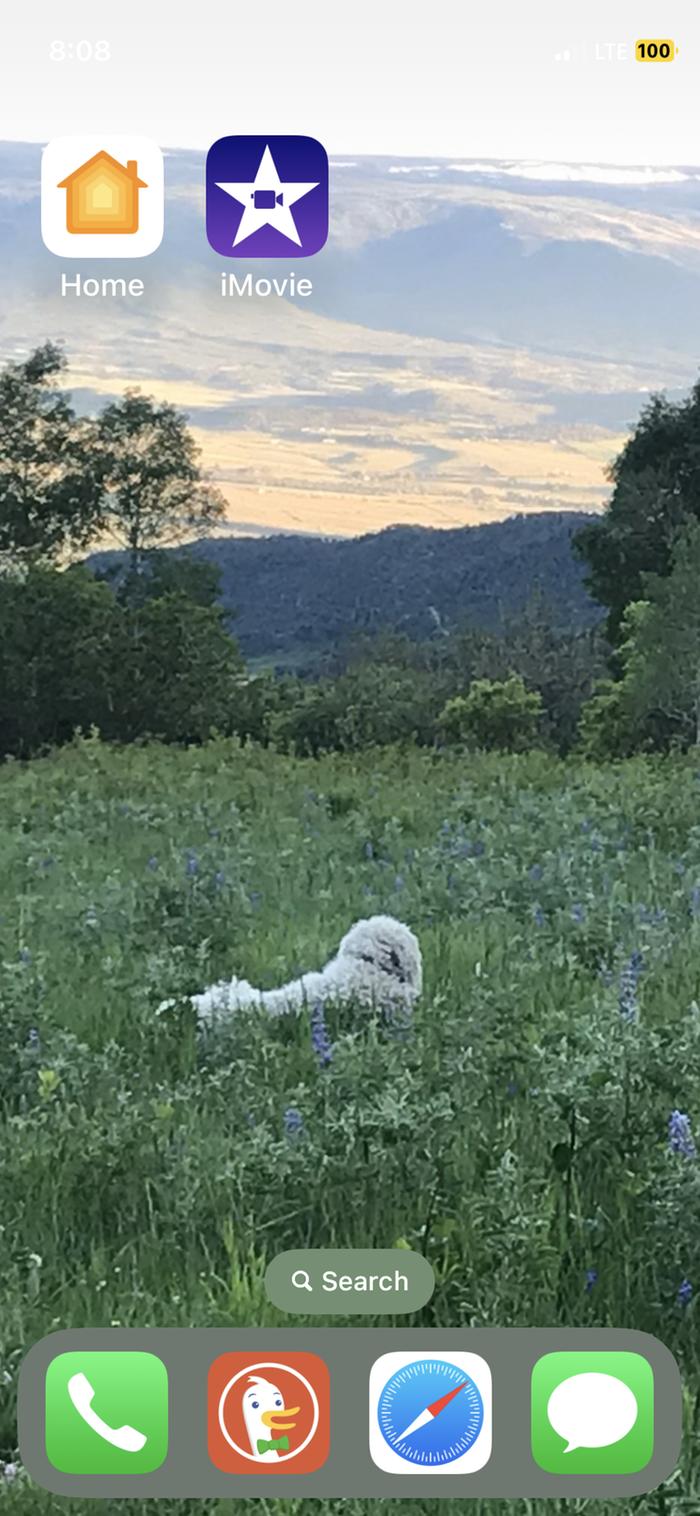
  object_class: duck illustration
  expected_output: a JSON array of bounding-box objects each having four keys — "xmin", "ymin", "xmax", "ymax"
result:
[{"xmin": 241, "ymin": 1375, "xmax": 300, "ymax": 1461}]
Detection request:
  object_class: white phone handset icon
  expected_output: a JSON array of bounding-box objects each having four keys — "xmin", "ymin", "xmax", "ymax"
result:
[{"xmin": 67, "ymin": 1372, "xmax": 147, "ymax": 1453}]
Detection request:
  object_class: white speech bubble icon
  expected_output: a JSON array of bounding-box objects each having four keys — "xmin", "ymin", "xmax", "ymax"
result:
[{"xmin": 547, "ymin": 1371, "xmax": 638, "ymax": 1453}]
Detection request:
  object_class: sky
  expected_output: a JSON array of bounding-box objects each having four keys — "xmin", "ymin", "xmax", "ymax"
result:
[{"xmin": 3, "ymin": 0, "xmax": 700, "ymax": 165}]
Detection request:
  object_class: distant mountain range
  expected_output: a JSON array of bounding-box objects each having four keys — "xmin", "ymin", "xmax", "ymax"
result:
[
  {"xmin": 2, "ymin": 142, "xmax": 699, "ymax": 535},
  {"xmin": 94, "ymin": 511, "xmax": 601, "ymax": 661}
]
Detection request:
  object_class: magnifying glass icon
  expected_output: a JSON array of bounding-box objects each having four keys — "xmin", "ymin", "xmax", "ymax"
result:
[{"xmin": 291, "ymin": 1269, "xmax": 313, "ymax": 1292}]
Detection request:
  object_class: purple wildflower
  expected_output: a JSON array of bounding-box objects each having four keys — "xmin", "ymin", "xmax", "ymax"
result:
[
  {"xmin": 669, "ymin": 1110, "xmax": 696, "ymax": 1158},
  {"xmin": 147, "ymin": 856, "xmax": 159, "ymax": 871},
  {"xmin": 678, "ymin": 1278, "xmax": 693, "ymax": 1307},
  {"xmin": 571, "ymin": 903, "xmax": 585, "ymax": 924},
  {"xmin": 533, "ymin": 904, "xmax": 545, "ymax": 928},
  {"xmin": 283, "ymin": 1107, "xmax": 303, "ymax": 1138},
  {"xmin": 310, "ymin": 1001, "xmax": 333, "ymax": 1068},
  {"xmin": 185, "ymin": 851, "xmax": 199, "ymax": 878},
  {"xmin": 585, "ymin": 1268, "xmax": 598, "ymax": 1293}
]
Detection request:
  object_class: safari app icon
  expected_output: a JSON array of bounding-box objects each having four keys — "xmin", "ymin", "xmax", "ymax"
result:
[
  {"xmin": 531, "ymin": 1351, "xmax": 654, "ymax": 1476},
  {"xmin": 206, "ymin": 136, "xmax": 329, "ymax": 257}
]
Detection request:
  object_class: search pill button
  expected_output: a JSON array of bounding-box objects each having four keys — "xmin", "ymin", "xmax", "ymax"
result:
[{"xmin": 265, "ymin": 1248, "xmax": 435, "ymax": 1315}]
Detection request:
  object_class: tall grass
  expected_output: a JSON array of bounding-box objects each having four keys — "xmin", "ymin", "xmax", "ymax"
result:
[{"xmin": 1, "ymin": 735, "xmax": 700, "ymax": 1513}]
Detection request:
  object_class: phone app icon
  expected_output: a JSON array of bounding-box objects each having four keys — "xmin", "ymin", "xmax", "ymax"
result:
[
  {"xmin": 206, "ymin": 136, "xmax": 329, "ymax": 257},
  {"xmin": 531, "ymin": 1351, "xmax": 654, "ymax": 1475},
  {"xmin": 208, "ymin": 1352, "xmax": 330, "ymax": 1473},
  {"xmin": 369, "ymin": 1352, "xmax": 492, "ymax": 1474},
  {"xmin": 41, "ymin": 137, "xmax": 164, "ymax": 257},
  {"xmin": 45, "ymin": 1351, "xmax": 168, "ymax": 1474}
]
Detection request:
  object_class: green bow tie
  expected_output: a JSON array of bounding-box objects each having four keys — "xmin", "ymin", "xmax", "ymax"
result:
[{"xmin": 257, "ymin": 1435, "xmax": 289, "ymax": 1454}]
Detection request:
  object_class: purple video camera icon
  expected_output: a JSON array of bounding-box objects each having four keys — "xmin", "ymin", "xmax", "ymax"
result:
[{"xmin": 252, "ymin": 189, "xmax": 283, "ymax": 209}]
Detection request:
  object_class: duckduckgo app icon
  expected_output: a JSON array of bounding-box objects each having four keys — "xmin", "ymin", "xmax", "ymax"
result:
[
  {"xmin": 208, "ymin": 1352, "xmax": 330, "ymax": 1474},
  {"xmin": 206, "ymin": 136, "xmax": 329, "ymax": 257},
  {"xmin": 41, "ymin": 136, "xmax": 164, "ymax": 257}
]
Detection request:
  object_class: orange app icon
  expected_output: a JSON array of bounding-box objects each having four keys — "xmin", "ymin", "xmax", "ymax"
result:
[
  {"xmin": 41, "ymin": 137, "xmax": 163, "ymax": 258},
  {"xmin": 58, "ymin": 150, "xmax": 147, "ymax": 235},
  {"xmin": 208, "ymin": 1352, "xmax": 330, "ymax": 1474}
]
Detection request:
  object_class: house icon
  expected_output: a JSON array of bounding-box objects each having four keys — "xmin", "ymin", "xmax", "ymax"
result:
[{"xmin": 57, "ymin": 150, "xmax": 147, "ymax": 234}]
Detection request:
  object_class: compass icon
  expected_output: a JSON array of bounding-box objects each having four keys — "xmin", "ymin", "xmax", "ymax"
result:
[{"xmin": 369, "ymin": 1352, "xmax": 492, "ymax": 1475}]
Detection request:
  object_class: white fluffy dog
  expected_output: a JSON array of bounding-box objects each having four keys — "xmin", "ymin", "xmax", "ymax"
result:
[{"xmin": 177, "ymin": 915, "xmax": 422, "ymax": 1026}]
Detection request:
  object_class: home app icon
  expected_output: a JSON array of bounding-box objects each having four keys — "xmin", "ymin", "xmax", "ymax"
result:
[
  {"xmin": 208, "ymin": 1352, "xmax": 330, "ymax": 1474},
  {"xmin": 41, "ymin": 137, "xmax": 164, "ymax": 257}
]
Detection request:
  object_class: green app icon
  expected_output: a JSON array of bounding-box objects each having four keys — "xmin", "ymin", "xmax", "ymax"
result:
[
  {"xmin": 45, "ymin": 1351, "xmax": 168, "ymax": 1475},
  {"xmin": 531, "ymin": 1351, "xmax": 654, "ymax": 1476}
]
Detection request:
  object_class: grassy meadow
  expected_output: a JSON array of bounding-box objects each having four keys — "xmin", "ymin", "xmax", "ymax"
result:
[{"xmin": 2, "ymin": 736, "xmax": 700, "ymax": 1514}]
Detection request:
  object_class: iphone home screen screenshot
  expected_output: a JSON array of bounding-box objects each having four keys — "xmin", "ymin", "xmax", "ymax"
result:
[{"xmin": 1, "ymin": 0, "xmax": 698, "ymax": 1508}]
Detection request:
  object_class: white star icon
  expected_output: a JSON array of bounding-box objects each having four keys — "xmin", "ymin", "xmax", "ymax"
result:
[{"xmin": 216, "ymin": 143, "xmax": 318, "ymax": 249}]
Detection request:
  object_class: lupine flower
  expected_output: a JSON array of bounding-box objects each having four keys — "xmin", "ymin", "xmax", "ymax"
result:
[
  {"xmin": 506, "ymin": 1079, "xmax": 518, "ymax": 1097},
  {"xmin": 394, "ymin": 875, "xmax": 405, "ymax": 892},
  {"xmin": 678, "ymin": 1278, "xmax": 693, "ymax": 1307},
  {"xmin": 213, "ymin": 871, "xmax": 226, "ymax": 890},
  {"xmin": 147, "ymin": 856, "xmax": 158, "ymax": 871},
  {"xmin": 310, "ymin": 1001, "xmax": 333, "ymax": 1067},
  {"xmin": 571, "ymin": 903, "xmax": 585, "ymax": 924},
  {"xmin": 364, "ymin": 841, "xmax": 375, "ymax": 860},
  {"xmin": 619, "ymin": 950, "xmax": 643, "ymax": 1021},
  {"xmin": 185, "ymin": 851, "xmax": 199, "ymax": 877},
  {"xmin": 26, "ymin": 1029, "xmax": 40, "ymax": 1053},
  {"xmin": 668, "ymin": 1110, "xmax": 696, "ymax": 1158},
  {"xmin": 533, "ymin": 904, "xmax": 545, "ymax": 928},
  {"xmin": 283, "ymin": 1107, "xmax": 303, "ymax": 1137},
  {"xmin": 529, "ymin": 864, "xmax": 543, "ymax": 882},
  {"xmin": 18, "ymin": 948, "xmax": 31, "ymax": 964},
  {"xmin": 585, "ymin": 1268, "xmax": 598, "ymax": 1292}
]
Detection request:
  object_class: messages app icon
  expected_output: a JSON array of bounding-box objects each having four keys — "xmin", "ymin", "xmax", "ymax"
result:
[
  {"xmin": 531, "ymin": 1351, "xmax": 654, "ymax": 1476},
  {"xmin": 45, "ymin": 1351, "xmax": 168, "ymax": 1474}
]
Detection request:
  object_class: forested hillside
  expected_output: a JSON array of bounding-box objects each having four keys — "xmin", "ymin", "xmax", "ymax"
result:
[{"xmin": 94, "ymin": 511, "xmax": 600, "ymax": 659}]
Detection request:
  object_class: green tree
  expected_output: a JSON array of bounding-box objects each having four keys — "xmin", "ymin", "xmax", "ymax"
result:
[
  {"xmin": 0, "ymin": 565, "xmax": 120, "ymax": 756},
  {"xmin": 575, "ymin": 385, "xmax": 700, "ymax": 640},
  {"xmin": 576, "ymin": 677, "xmax": 637, "ymax": 760},
  {"xmin": 114, "ymin": 592, "xmax": 245, "ymax": 744},
  {"xmin": 97, "ymin": 391, "xmax": 225, "ymax": 574},
  {"xmin": 104, "ymin": 547, "xmax": 224, "ymax": 611},
  {"xmin": 0, "ymin": 343, "xmax": 102, "ymax": 563},
  {"xmin": 618, "ymin": 522, "xmax": 700, "ymax": 747},
  {"xmin": 438, "ymin": 675, "xmax": 543, "ymax": 752}
]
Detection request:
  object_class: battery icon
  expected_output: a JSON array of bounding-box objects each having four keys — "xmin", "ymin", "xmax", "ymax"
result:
[{"xmin": 635, "ymin": 39, "xmax": 676, "ymax": 60}]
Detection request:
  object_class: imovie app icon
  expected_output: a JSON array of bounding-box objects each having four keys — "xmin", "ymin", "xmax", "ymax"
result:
[{"xmin": 206, "ymin": 136, "xmax": 329, "ymax": 257}]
